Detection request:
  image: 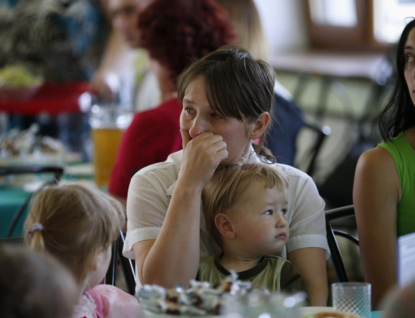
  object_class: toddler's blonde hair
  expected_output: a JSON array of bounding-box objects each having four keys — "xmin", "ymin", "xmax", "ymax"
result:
[{"xmin": 202, "ymin": 163, "xmax": 289, "ymax": 247}]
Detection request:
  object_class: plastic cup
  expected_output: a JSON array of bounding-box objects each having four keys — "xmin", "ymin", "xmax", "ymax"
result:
[
  {"xmin": 220, "ymin": 291, "xmax": 305, "ymax": 318},
  {"xmin": 91, "ymin": 127, "xmax": 125, "ymax": 187},
  {"xmin": 90, "ymin": 103, "xmax": 132, "ymax": 188},
  {"xmin": 332, "ymin": 282, "xmax": 371, "ymax": 318}
]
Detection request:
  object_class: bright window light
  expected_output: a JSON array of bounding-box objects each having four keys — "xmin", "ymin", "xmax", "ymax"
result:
[
  {"xmin": 373, "ymin": 0, "xmax": 415, "ymax": 43},
  {"xmin": 309, "ymin": 0, "xmax": 357, "ymax": 27}
]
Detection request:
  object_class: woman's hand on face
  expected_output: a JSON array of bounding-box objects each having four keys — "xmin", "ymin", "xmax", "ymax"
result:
[{"xmin": 179, "ymin": 129, "xmax": 228, "ymax": 190}]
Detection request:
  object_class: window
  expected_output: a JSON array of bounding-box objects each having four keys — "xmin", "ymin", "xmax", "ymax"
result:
[
  {"xmin": 309, "ymin": 0, "xmax": 357, "ymax": 27},
  {"xmin": 373, "ymin": 0, "xmax": 415, "ymax": 43},
  {"xmin": 305, "ymin": 0, "xmax": 414, "ymax": 52}
]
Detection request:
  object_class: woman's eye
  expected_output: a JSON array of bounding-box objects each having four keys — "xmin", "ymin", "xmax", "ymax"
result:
[
  {"xmin": 405, "ymin": 54, "xmax": 415, "ymax": 65},
  {"xmin": 211, "ymin": 113, "xmax": 222, "ymax": 119},
  {"xmin": 184, "ymin": 107, "xmax": 194, "ymax": 115}
]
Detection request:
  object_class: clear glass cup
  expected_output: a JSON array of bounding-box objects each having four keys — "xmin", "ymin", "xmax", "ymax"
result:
[
  {"xmin": 332, "ymin": 282, "xmax": 371, "ymax": 318},
  {"xmin": 89, "ymin": 102, "xmax": 132, "ymax": 188},
  {"xmin": 220, "ymin": 291, "xmax": 305, "ymax": 318}
]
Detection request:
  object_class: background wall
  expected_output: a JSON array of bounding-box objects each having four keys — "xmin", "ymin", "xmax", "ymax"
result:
[
  {"xmin": 254, "ymin": 0, "xmax": 308, "ymax": 54},
  {"xmin": 253, "ymin": 0, "xmax": 393, "ymax": 189}
]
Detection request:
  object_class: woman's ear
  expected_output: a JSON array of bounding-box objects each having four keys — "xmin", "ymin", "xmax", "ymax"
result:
[
  {"xmin": 250, "ymin": 112, "xmax": 270, "ymax": 140},
  {"xmin": 215, "ymin": 213, "xmax": 235, "ymax": 239}
]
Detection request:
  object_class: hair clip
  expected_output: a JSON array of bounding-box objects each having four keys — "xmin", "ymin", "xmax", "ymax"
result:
[{"xmin": 27, "ymin": 223, "xmax": 43, "ymax": 238}]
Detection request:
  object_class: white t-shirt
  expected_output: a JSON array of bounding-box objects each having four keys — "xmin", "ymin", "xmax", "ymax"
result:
[{"xmin": 124, "ymin": 150, "xmax": 329, "ymax": 262}]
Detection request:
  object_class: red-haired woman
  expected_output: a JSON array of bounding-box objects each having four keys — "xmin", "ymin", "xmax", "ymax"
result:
[{"xmin": 108, "ymin": 0, "xmax": 235, "ymax": 206}]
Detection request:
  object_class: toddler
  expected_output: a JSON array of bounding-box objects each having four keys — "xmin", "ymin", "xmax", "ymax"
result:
[
  {"xmin": 24, "ymin": 183, "xmax": 142, "ymax": 318},
  {"xmin": 0, "ymin": 244, "xmax": 78, "ymax": 318},
  {"xmin": 199, "ymin": 163, "xmax": 306, "ymax": 294}
]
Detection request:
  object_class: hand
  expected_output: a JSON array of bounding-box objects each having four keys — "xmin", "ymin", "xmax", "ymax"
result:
[
  {"xmin": 179, "ymin": 129, "xmax": 228, "ymax": 191},
  {"xmin": 88, "ymin": 72, "xmax": 119, "ymax": 101}
]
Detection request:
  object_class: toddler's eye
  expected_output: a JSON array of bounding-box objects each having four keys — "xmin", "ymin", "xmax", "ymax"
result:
[
  {"xmin": 280, "ymin": 209, "xmax": 287, "ymax": 216},
  {"xmin": 264, "ymin": 210, "xmax": 273, "ymax": 215}
]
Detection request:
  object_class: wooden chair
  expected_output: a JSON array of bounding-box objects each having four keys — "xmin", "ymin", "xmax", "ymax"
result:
[
  {"xmin": 266, "ymin": 91, "xmax": 331, "ymax": 179},
  {"xmin": 325, "ymin": 205, "xmax": 360, "ymax": 282},
  {"xmin": 301, "ymin": 119, "xmax": 331, "ymax": 177},
  {"xmin": 0, "ymin": 166, "xmax": 64, "ymax": 238}
]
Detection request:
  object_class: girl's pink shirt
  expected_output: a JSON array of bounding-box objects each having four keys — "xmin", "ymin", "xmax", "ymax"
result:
[{"xmin": 74, "ymin": 284, "xmax": 143, "ymax": 318}]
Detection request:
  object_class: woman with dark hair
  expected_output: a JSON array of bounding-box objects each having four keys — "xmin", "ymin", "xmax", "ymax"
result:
[
  {"xmin": 124, "ymin": 46, "xmax": 329, "ymax": 301},
  {"xmin": 353, "ymin": 18, "xmax": 415, "ymax": 309},
  {"xmin": 108, "ymin": 0, "xmax": 235, "ymax": 206}
]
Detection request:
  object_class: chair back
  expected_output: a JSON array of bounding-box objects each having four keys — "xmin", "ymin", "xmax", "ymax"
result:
[
  {"xmin": 266, "ymin": 92, "xmax": 331, "ymax": 178},
  {"xmin": 325, "ymin": 205, "xmax": 359, "ymax": 282},
  {"xmin": 105, "ymin": 229, "xmax": 136, "ymax": 295},
  {"xmin": 0, "ymin": 166, "xmax": 64, "ymax": 237},
  {"xmin": 0, "ymin": 237, "xmax": 24, "ymax": 246}
]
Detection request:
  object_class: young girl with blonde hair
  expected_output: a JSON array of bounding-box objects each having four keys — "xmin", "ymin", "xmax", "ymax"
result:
[{"xmin": 24, "ymin": 183, "xmax": 142, "ymax": 318}]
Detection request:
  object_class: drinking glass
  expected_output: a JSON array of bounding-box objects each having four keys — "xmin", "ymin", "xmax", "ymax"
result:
[
  {"xmin": 332, "ymin": 282, "xmax": 371, "ymax": 318},
  {"xmin": 220, "ymin": 291, "xmax": 305, "ymax": 318},
  {"xmin": 90, "ymin": 102, "xmax": 132, "ymax": 188}
]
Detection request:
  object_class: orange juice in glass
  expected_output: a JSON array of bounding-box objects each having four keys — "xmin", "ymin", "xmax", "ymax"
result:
[{"xmin": 90, "ymin": 103, "xmax": 132, "ymax": 188}]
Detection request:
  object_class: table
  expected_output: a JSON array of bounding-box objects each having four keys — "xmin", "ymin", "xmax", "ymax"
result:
[
  {"xmin": 0, "ymin": 82, "xmax": 90, "ymax": 115},
  {"xmin": 271, "ymin": 50, "xmax": 393, "ymax": 120},
  {"xmin": 0, "ymin": 163, "xmax": 95, "ymax": 238}
]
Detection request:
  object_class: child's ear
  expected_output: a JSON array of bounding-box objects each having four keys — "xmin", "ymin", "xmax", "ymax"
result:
[
  {"xmin": 92, "ymin": 248, "xmax": 108, "ymax": 272},
  {"xmin": 91, "ymin": 252, "xmax": 100, "ymax": 271},
  {"xmin": 215, "ymin": 213, "xmax": 235, "ymax": 239}
]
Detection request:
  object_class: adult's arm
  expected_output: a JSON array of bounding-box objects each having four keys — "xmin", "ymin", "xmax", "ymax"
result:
[
  {"xmin": 132, "ymin": 130, "xmax": 228, "ymax": 287},
  {"xmin": 283, "ymin": 165, "xmax": 329, "ymax": 306},
  {"xmin": 89, "ymin": 0, "xmax": 135, "ymax": 100},
  {"xmin": 353, "ymin": 147, "xmax": 400, "ymax": 309},
  {"xmin": 289, "ymin": 247, "xmax": 328, "ymax": 306}
]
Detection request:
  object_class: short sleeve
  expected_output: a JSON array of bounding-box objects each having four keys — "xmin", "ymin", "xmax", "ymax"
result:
[
  {"xmin": 123, "ymin": 158, "xmax": 180, "ymax": 259},
  {"xmin": 274, "ymin": 164, "xmax": 329, "ymax": 259}
]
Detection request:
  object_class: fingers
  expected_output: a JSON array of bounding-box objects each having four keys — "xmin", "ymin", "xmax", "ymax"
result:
[
  {"xmin": 178, "ymin": 126, "xmax": 230, "ymax": 191},
  {"xmin": 183, "ymin": 132, "xmax": 226, "ymax": 157},
  {"xmin": 180, "ymin": 129, "xmax": 191, "ymax": 150},
  {"xmin": 180, "ymin": 132, "xmax": 228, "ymax": 181},
  {"xmin": 88, "ymin": 73, "xmax": 119, "ymax": 101}
]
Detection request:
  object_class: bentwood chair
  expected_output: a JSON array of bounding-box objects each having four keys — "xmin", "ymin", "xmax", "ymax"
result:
[
  {"xmin": 105, "ymin": 229, "xmax": 136, "ymax": 295},
  {"xmin": 266, "ymin": 91, "xmax": 331, "ymax": 179},
  {"xmin": 0, "ymin": 166, "xmax": 64, "ymax": 238},
  {"xmin": 325, "ymin": 205, "xmax": 360, "ymax": 282}
]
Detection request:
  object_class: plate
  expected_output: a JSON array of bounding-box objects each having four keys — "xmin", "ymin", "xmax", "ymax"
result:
[
  {"xmin": 0, "ymin": 154, "xmax": 65, "ymax": 167},
  {"xmin": 144, "ymin": 311, "xmax": 219, "ymax": 318},
  {"xmin": 301, "ymin": 306, "xmax": 335, "ymax": 315},
  {"xmin": 65, "ymin": 163, "xmax": 94, "ymax": 178}
]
